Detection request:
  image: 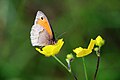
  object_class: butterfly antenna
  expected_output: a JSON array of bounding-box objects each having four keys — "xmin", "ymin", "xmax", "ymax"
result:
[{"xmin": 56, "ymin": 32, "xmax": 66, "ymax": 39}]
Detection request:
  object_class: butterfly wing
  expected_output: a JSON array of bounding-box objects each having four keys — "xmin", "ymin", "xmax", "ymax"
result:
[
  {"xmin": 30, "ymin": 24, "xmax": 51, "ymax": 46},
  {"xmin": 34, "ymin": 11, "xmax": 53, "ymax": 39},
  {"xmin": 30, "ymin": 11, "xmax": 55, "ymax": 46}
]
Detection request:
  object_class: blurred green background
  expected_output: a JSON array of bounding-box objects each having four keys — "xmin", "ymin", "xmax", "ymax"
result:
[{"xmin": 0, "ymin": 0, "xmax": 120, "ymax": 80}]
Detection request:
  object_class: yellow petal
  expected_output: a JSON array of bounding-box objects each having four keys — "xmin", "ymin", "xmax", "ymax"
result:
[
  {"xmin": 35, "ymin": 39, "xmax": 64, "ymax": 57},
  {"xmin": 73, "ymin": 47, "xmax": 83, "ymax": 54},
  {"xmin": 88, "ymin": 39, "xmax": 96, "ymax": 50},
  {"xmin": 73, "ymin": 47, "xmax": 92, "ymax": 57},
  {"xmin": 76, "ymin": 49, "xmax": 92, "ymax": 57},
  {"xmin": 73, "ymin": 39, "xmax": 96, "ymax": 57},
  {"xmin": 41, "ymin": 45, "xmax": 54, "ymax": 56},
  {"xmin": 35, "ymin": 47, "xmax": 41, "ymax": 52},
  {"xmin": 52, "ymin": 39, "xmax": 64, "ymax": 55}
]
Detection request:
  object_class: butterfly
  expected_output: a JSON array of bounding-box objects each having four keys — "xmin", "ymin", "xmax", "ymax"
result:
[{"xmin": 30, "ymin": 11, "xmax": 56, "ymax": 47}]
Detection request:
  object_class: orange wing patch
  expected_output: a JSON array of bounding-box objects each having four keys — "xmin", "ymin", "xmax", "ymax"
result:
[{"xmin": 36, "ymin": 18, "xmax": 53, "ymax": 39}]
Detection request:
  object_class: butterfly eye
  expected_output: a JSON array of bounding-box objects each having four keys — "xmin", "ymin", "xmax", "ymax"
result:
[{"xmin": 41, "ymin": 17, "xmax": 43, "ymax": 20}]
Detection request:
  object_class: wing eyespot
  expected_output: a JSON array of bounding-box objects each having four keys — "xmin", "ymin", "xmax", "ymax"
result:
[{"xmin": 41, "ymin": 17, "xmax": 43, "ymax": 20}]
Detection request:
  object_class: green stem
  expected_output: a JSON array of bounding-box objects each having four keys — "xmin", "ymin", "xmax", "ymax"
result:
[
  {"xmin": 94, "ymin": 47, "xmax": 101, "ymax": 80},
  {"xmin": 94, "ymin": 56, "xmax": 100, "ymax": 80},
  {"xmin": 52, "ymin": 55, "xmax": 71, "ymax": 73},
  {"xmin": 53, "ymin": 55, "xmax": 78, "ymax": 80},
  {"xmin": 82, "ymin": 57, "xmax": 88, "ymax": 80}
]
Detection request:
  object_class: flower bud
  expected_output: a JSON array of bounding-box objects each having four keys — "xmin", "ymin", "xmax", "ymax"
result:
[
  {"xmin": 95, "ymin": 36, "xmax": 105, "ymax": 47},
  {"xmin": 66, "ymin": 53, "xmax": 74, "ymax": 62}
]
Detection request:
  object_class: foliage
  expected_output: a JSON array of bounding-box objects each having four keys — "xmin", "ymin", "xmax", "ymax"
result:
[{"xmin": 0, "ymin": 0, "xmax": 120, "ymax": 80}]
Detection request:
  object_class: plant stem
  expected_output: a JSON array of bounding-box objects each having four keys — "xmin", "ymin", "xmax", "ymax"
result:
[
  {"xmin": 52, "ymin": 55, "xmax": 71, "ymax": 73},
  {"xmin": 82, "ymin": 57, "xmax": 88, "ymax": 80},
  {"xmin": 53, "ymin": 55, "xmax": 78, "ymax": 80},
  {"xmin": 67, "ymin": 61, "xmax": 72, "ymax": 72},
  {"xmin": 94, "ymin": 56, "xmax": 100, "ymax": 80},
  {"xmin": 71, "ymin": 72, "xmax": 78, "ymax": 80},
  {"xmin": 67, "ymin": 60, "xmax": 78, "ymax": 80},
  {"xmin": 94, "ymin": 48, "xmax": 100, "ymax": 80}
]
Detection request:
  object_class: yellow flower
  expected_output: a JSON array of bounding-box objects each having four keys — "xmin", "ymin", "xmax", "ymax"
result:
[
  {"xmin": 95, "ymin": 35, "xmax": 104, "ymax": 47},
  {"xmin": 88, "ymin": 39, "xmax": 96, "ymax": 50},
  {"xmin": 73, "ymin": 39, "xmax": 96, "ymax": 57},
  {"xmin": 73, "ymin": 35, "xmax": 105, "ymax": 57},
  {"xmin": 36, "ymin": 39, "xmax": 64, "ymax": 57}
]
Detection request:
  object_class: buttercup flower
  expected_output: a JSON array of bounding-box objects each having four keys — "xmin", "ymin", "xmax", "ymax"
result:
[
  {"xmin": 36, "ymin": 39, "xmax": 64, "ymax": 57},
  {"xmin": 73, "ymin": 39, "xmax": 96, "ymax": 57},
  {"xmin": 95, "ymin": 35, "xmax": 104, "ymax": 47}
]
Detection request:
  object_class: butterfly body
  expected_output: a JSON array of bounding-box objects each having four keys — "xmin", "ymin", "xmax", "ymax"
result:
[{"xmin": 30, "ymin": 11, "xmax": 55, "ymax": 46}]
